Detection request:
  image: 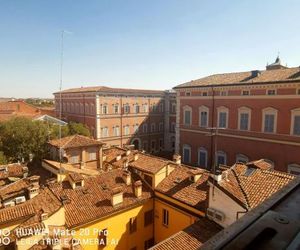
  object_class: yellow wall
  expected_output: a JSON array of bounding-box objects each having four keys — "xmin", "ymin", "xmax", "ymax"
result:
[
  {"xmin": 73, "ymin": 199, "xmax": 154, "ymax": 250},
  {"xmin": 154, "ymin": 197, "xmax": 199, "ymax": 244}
]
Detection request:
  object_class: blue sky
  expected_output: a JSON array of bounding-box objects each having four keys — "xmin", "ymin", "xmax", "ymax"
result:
[{"xmin": 1, "ymin": 0, "xmax": 300, "ymax": 98}]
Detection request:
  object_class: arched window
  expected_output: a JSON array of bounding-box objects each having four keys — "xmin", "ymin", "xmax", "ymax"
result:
[
  {"xmin": 291, "ymin": 108, "xmax": 300, "ymax": 136},
  {"xmin": 216, "ymin": 151, "xmax": 227, "ymax": 166}
]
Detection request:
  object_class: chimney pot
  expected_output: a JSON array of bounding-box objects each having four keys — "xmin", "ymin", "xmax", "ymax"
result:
[
  {"xmin": 122, "ymin": 170, "xmax": 131, "ymax": 185},
  {"xmin": 134, "ymin": 180, "xmax": 142, "ymax": 198},
  {"xmin": 173, "ymin": 154, "xmax": 181, "ymax": 165},
  {"xmin": 111, "ymin": 187, "xmax": 123, "ymax": 206}
]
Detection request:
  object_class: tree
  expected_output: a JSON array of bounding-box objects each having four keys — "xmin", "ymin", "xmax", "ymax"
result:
[
  {"xmin": 0, "ymin": 151, "xmax": 7, "ymax": 165},
  {"xmin": 0, "ymin": 117, "xmax": 48, "ymax": 162},
  {"xmin": 68, "ymin": 122, "xmax": 90, "ymax": 136}
]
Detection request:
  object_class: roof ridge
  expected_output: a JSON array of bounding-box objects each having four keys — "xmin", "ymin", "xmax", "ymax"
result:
[{"xmin": 231, "ymin": 168, "xmax": 251, "ymax": 209}]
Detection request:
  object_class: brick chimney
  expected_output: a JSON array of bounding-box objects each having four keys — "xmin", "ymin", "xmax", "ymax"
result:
[
  {"xmin": 134, "ymin": 180, "xmax": 142, "ymax": 198},
  {"xmin": 111, "ymin": 187, "xmax": 123, "ymax": 206},
  {"xmin": 122, "ymin": 170, "xmax": 131, "ymax": 185}
]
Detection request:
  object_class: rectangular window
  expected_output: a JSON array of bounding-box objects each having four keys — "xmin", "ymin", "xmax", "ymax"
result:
[
  {"xmin": 135, "ymin": 105, "xmax": 140, "ymax": 114},
  {"xmin": 102, "ymin": 105, "xmax": 108, "ymax": 114},
  {"xmin": 143, "ymin": 104, "xmax": 148, "ymax": 113},
  {"xmin": 264, "ymin": 114, "xmax": 275, "ymax": 133},
  {"xmin": 297, "ymin": 89, "xmax": 300, "ymax": 95},
  {"xmin": 113, "ymin": 126, "xmax": 120, "ymax": 136},
  {"xmin": 143, "ymin": 123, "xmax": 148, "ymax": 133},
  {"xmin": 220, "ymin": 91, "xmax": 227, "ymax": 96},
  {"xmin": 88, "ymin": 152, "xmax": 97, "ymax": 161},
  {"xmin": 171, "ymin": 103, "xmax": 176, "ymax": 113},
  {"xmin": 70, "ymin": 155, "xmax": 79, "ymax": 164},
  {"xmin": 159, "ymin": 139, "xmax": 163, "ymax": 149},
  {"xmin": 218, "ymin": 112, "xmax": 227, "ymax": 128},
  {"xmin": 129, "ymin": 217, "xmax": 137, "ymax": 233},
  {"xmin": 151, "ymin": 141, "xmax": 156, "ymax": 151},
  {"xmin": 124, "ymin": 105, "xmax": 130, "ymax": 114},
  {"xmin": 162, "ymin": 209, "xmax": 169, "ymax": 226},
  {"xmin": 144, "ymin": 210, "xmax": 154, "ymax": 227},
  {"xmin": 200, "ymin": 111, "xmax": 208, "ymax": 127},
  {"xmin": 242, "ymin": 90, "xmax": 250, "ymax": 96},
  {"xmin": 114, "ymin": 105, "xmax": 119, "ymax": 114},
  {"xmin": 171, "ymin": 122, "xmax": 176, "ymax": 132},
  {"xmin": 184, "ymin": 110, "xmax": 191, "ymax": 125},
  {"xmin": 159, "ymin": 122, "xmax": 164, "ymax": 132},
  {"xmin": 202, "ymin": 92, "xmax": 208, "ymax": 96},
  {"xmin": 293, "ymin": 116, "xmax": 300, "ymax": 135},
  {"xmin": 267, "ymin": 89, "xmax": 276, "ymax": 95},
  {"xmin": 101, "ymin": 127, "xmax": 109, "ymax": 137},
  {"xmin": 240, "ymin": 113, "xmax": 249, "ymax": 130},
  {"xmin": 124, "ymin": 126, "xmax": 130, "ymax": 135},
  {"xmin": 198, "ymin": 150, "xmax": 207, "ymax": 167},
  {"xmin": 186, "ymin": 92, "xmax": 191, "ymax": 96},
  {"xmin": 144, "ymin": 238, "xmax": 154, "ymax": 250},
  {"xmin": 183, "ymin": 147, "xmax": 190, "ymax": 163}
]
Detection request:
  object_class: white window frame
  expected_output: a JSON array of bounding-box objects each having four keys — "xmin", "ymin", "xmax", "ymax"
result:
[
  {"xmin": 124, "ymin": 104, "xmax": 130, "ymax": 114},
  {"xmin": 216, "ymin": 151, "xmax": 227, "ymax": 166},
  {"xmin": 262, "ymin": 107, "xmax": 278, "ymax": 133},
  {"xmin": 143, "ymin": 103, "xmax": 148, "ymax": 113},
  {"xmin": 236, "ymin": 154, "xmax": 249, "ymax": 163},
  {"xmin": 182, "ymin": 144, "xmax": 191, "ymax": 163},
  {"xmin": 124, "ymin": 125, "xmax": 130, "ymax": 136},
  {"xmin": 217, "ymin": 106, "xmax": 229, "ymax": 129},
  {"xmin": 113, "ymin": 126, "xmax": 120, "ymax": 136},
  {"xmin": 88, "ymin": 150, "xmax": 97, "ymax": 161},
  {"xmin": 102, "ymin": 104, "xmax": 108, "ymax": 114},
  {"xmin": 101, "ymin": 127, "xmax": 109, "ymax": 137},
  {"xmin": 238, "ymin": 107, "xmax": 251, "ymax": 131},
  {"xmin": 183, "ymin": 105, "xmax": 192, "ymax": 126},
  {"xmin": 114, "ymin": 104, "xmax": 119, "ymax": 114},
  {"xmin": 135, "ymin": 104, "xmax": 140, "ymax": 114},
  {"xmin": 199, "ymin": 105, "xmax": 209, "ymax": 128},
  {"xmin": 290, "ymin": 108, "xmax": 300, "ymax": 136},
  {"xmin": 288, "ymin": 164, "xmax": 300, "ymax": 175},
  {"xmin": 198, "ymin": 147, "xmax": 207, "ymax": 168}
]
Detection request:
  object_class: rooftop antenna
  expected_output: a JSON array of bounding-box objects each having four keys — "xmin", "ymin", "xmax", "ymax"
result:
[{"xmin": 59, "ymin": 30, "xmax": 72, "ymax": 170}]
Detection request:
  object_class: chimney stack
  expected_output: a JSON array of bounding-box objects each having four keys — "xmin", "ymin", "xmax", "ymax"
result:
[
  {"xmin": 134, "ymin": 153, "xmax": 139, "ymax": 161},
  {"xmin": 173, "ymin": 154, "xmax": 181, "ymax": 165},
  {"xmin": 111, "ymin": 187, "xmax": 123, "ymax": 206},
  {"xmin": 116, "ymin": 154, "xmax": 122, "ymax": 161},
  {"xmin": 134, "ymin": 180, "xmax": 142, "ymax": 198},
  {"xmin": 210, "ymin": 169, "xmax": 222, "ymax": 182},
  {"xmin": 126, "ymin": 150, "xmax": 131, "ymax": 156},
  {"xmin": 122, "ymin": 170, "xmax": 131, "ymax": 185}
]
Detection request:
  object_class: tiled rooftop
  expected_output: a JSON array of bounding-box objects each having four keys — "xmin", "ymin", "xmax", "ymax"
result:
[
  {"xmin": 48, "ymin": 169, "xmax": 153, "ymax": 228},
  {"xmin": 175, "ymin": 67, "xmax": 300, "ymax": 88},
  {"xmin": 0, "ymin": 163, "xmax": 27, "ymax": 180},
  {"xmin": 155, "ymin": 165, "xmax": 209, "ymax": 211},
  {"xmin": 55, "ymin": 86, "xmax": 164, "ymax": 95},
  {"xmin": 48, "ymin": 134, "xmax": 104, "ymax": 149},
  {"xmin": 150, "ymin": 218, "xmax": 222, "ymax": 250},
  {"xmin": 0, "ymin": 203, "xmax": 35, "ymax": 225},
  {"xmin": 216, "ymin": 162, "xmax": 295, "ymax": 209}
]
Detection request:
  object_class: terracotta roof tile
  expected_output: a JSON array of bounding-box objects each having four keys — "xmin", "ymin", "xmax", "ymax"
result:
[
  {"xmin": 48, "ymin": 135, "xmax": 104, "ymax": 149},
  {"xmin": 216, "ymin": 163, "xmax": 295, "ymax": 209},
  {"xmin": 48, "ymin": 169, "xmax": 153, "ymax": 228},
  {"xmin": 55, "ymin": 86, "xmax": 164, "ymax": 95},
  {"xmin": 0, "ymin": 203, "xmax": 35, "ymax": 225},
  {"xmin": 155, "ymin": 165, "xmax": 209, "ymax": 211},
  {"xmin": 150, "ymin": 218, "xmax": 222, "ymax": 250},
  {"xmin": 175, "ymin": 67, "xmax": 300, "ymax": 88},
  {"xmin": 69, "ymin": 173, "xmax": 84, "ymax": 182}
]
